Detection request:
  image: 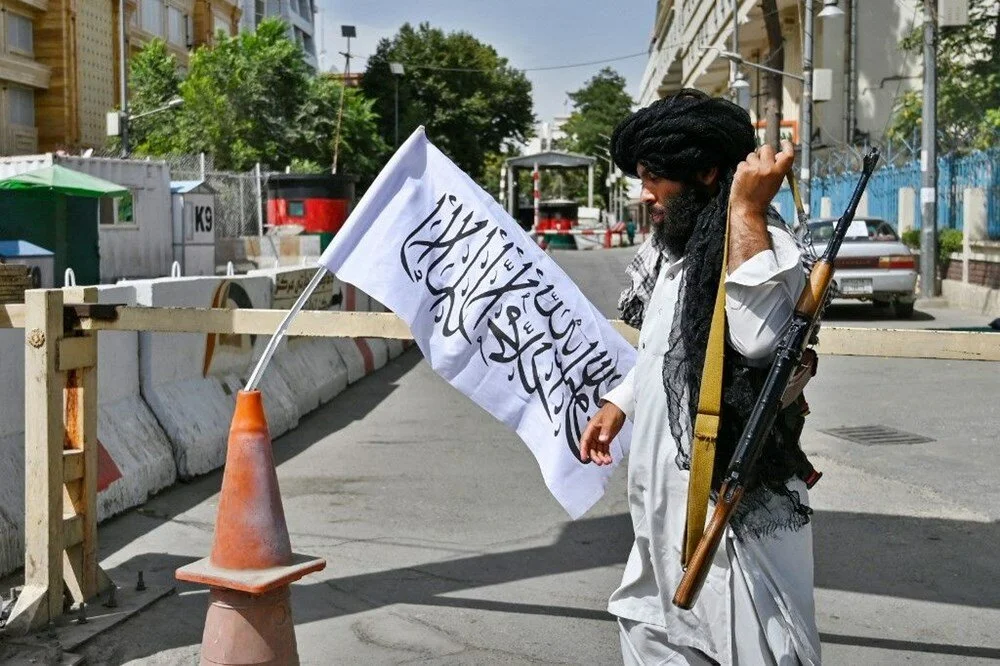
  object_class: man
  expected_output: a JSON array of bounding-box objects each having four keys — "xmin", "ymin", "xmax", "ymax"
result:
[
  {"xmin": 579, "ymin": 90, "xmax": 821, "ymax": 665},
  {"xmin": 626, "ymin": 218, "xmax": 637, "ymax": 246}
]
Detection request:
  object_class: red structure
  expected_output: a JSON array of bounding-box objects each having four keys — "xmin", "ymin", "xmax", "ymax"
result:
[{"xmin": 265, "ymin": 174, "xmax": 355, "ymax": 234}]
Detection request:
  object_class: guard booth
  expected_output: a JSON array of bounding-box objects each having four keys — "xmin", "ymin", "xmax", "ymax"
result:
[{"xmin": 171, "ymin": 181, "xmax": 218, "ymax": 276}]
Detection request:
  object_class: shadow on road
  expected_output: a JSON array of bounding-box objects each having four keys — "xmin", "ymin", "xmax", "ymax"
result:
[
  {"xmin": 95, "ymin": 350, "xmax": 423, "ymax": 563},
  {"xmin": 81, "ymin": 507, "xmax": 1000, "ymax": 663},
  {"xmin": 823, "ymin": 302, "xmax": 935, "ymax": 322}
]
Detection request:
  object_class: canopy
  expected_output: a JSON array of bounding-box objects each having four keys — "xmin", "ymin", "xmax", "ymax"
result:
[{"xmin": 0, "ymin": 165, "xmax": 128, "ymax": 198}]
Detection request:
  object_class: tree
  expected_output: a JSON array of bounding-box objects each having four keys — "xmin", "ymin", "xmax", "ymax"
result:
[
  {"xmin": 361, "ymin": 23, "xmax": 534, "ymax": 181},
  {"xmin": 122, "ymin": 39, "xmax": 182, "ymax": 155},
  {"xmin": 124, "ymin": 19, "xmax": 388, "ymax": 180},
  {"xmin": 176, "ymin": 19, "xmax": 311, "ymax": 170},
  {"xmin": 555, "ymin": 67, "xmax": 634, "ymax": 207},
  {"xmin": 888, "ymin": 0, "xmax": 1000, "ymax": 152},
  {"xmin": 294, "ymin": 76, "xmax": 389, "ymax": 184}
]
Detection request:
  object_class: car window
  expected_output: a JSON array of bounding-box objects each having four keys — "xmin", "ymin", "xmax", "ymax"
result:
[
  {"xmin": 808, "ymin": 219, "xmax": 899, "ymax": 243},
  {"xmin": 807, "ymin": 222, "xmax": 834, "ymax": 243}
]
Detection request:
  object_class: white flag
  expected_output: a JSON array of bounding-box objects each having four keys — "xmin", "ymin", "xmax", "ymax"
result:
[{"xmin": 319, "ymin": 127, "xmax": 635, "ymax": 519}]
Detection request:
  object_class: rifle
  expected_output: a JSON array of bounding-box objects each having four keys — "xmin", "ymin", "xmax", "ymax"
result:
[{"xmin": 672, "ymin": 147, "xmax": 881, "ymax": 611}]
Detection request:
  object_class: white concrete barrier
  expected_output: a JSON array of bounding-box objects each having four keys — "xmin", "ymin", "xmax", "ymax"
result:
[
  {"xmin": 248, "ymin": 267, "xmax": 352, "ymax": 408},
  {"xmin": 88, "ymin": 285, "xmax": 176, "ymax": 520},
  {"xmin": 0, "ymin": 329, "xmax": 25, "ymax": 576},
  {"xmin": 124, "ymin": 275, "xmax": 297, "ymax": 477}
]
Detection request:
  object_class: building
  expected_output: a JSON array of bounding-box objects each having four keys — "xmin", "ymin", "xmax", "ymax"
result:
[
  {"xmin": 239, "ymin": 0, "xmax": 316, "ymax": 69},
  {"xmin": 639, "ymin": 0, "xmax": 924, "ymax": 148},
  {"xmin": 0, "ymin": 0, "xmax": 239, "ymax": 157}
]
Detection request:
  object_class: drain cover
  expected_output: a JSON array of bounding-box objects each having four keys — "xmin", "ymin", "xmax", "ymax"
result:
[{"xmin": 821, "ymin": 425, "xmax": 934, "ymax": 446}]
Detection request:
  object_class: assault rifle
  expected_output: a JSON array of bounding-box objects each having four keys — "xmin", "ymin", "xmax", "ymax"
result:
[{"xmin": 672, "ymin": 147, "xmax": 881, "ymax": 610}]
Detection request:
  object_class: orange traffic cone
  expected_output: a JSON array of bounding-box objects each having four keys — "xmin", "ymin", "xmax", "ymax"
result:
[{"xmin": 177, "ymin": 390, "xmax": 326, "ymax": 665}]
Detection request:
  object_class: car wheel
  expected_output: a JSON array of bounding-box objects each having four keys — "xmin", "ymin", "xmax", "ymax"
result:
[
  {"xmin": 894, "ymin": 301, "xmax": 915, "ymax": 318},
  {"xmin": 872, "ymin": 298, "xmax": 891, "ymax": 308}
]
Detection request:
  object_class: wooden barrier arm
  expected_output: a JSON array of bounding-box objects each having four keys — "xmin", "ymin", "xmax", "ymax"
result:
[{"xmin": 2, "ymin": 303, "xmax": 998, "ymax": 362}]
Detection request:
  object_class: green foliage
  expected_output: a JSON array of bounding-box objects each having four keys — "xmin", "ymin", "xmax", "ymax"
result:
[
  {"xmin": 938, "ymin": 228, "xmax": 963, "ymax": 265},
  {"xmin": 888, "ymin": 0, "xmax": 1000, "ymax": 152},
  {"xmin": 556, "ymin": 68, "xmax": 634, "ymax": 207},
  {"xmin": 124, "ymin": 40, "xmax": 182, "ymax": 154},
  {"xmin": 124, "ymin": 19, "xmax": 388, "ymax": 183},
  {"xmin": 901, "ymin": 228, "xmax": 921, "ymax": 249},
  {"xmin": 293, "ymin": 76, "xmax": 388, "ymax": 185},
  {"xmin": 177, "ymin": 19, "xmax": 311, "ymax": 171},
  {"xmin": 287, "ymin": 158, "xmax": 325, "ymax": 174},
  {"xmin": 900, "ymin": 228, "xmax": 963, "ymax": 269},
  {"xmin": 361, "ymin": 22, "xmax": 534, "ymax": 181}
]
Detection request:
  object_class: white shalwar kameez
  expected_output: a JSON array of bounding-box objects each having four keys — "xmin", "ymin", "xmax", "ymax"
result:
[{"xmin": 602, "ymin": 225, "xmax": 822, "ymax": 666}]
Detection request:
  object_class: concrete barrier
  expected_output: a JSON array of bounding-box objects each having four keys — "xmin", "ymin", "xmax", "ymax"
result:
[
  {"xmin": 248, "ymin": 267, "xmax": 352, "ymax": 407},
  {"xmin": 87, "ymin": 285, "xmax": 176, "ymax": 520},
  {"xmin": 125, "ymin": 275, "xmax": 298, "ymax": 478},
  {"xmin": 0, "ymin": 286, "xmax": 177, "ymax": 576},
  {"xmin": 0, "ymin": 329, "xmax": 25, "ymax": 576}
]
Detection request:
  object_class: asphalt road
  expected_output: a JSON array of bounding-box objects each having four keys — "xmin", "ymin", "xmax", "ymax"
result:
[{"xmin": 69, "ymin": 247, "xmax": 999, "ymax": 665}]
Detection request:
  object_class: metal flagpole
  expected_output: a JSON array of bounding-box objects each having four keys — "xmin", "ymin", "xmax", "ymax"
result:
[{"xmin": 245, "ymin": 267, "xmax": 329, "ymax": 391}]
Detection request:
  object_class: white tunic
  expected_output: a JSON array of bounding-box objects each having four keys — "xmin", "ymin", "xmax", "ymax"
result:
[{"xmin": 602, "ymin": 226, "xmax": 822, "ymax": 665}]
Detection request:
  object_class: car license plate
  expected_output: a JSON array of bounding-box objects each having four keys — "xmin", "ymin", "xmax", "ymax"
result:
[{"xmin": 838, "ymin": 278, "xmax": 873, "ymax": 295}]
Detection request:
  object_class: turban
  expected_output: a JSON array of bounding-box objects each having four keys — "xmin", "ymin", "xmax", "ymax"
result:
[{"xmin": 610, "ymin": 89, "xmax": 756, "ymax": 180}]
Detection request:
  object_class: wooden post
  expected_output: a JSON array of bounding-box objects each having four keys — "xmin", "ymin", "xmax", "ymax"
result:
[
  {"xmin": 6, "ymin": 289, "xmax": 66, "ymax": 632},
  {"xmin": 61, "ymin": 287, "xmax": 107, "ymax": 604},
  {"xmin": 5, "ymin": 288, "xmax": 108, "ymax": 634}
]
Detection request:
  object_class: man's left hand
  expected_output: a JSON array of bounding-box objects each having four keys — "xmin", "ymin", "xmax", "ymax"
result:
[{"xmin": 730, "ymin": 139, "xmax": 795, "ymax": 216}]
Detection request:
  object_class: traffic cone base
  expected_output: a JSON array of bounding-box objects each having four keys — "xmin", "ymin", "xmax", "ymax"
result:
[
  {"xmin": 176, "ymin": 390, "xmax": 326, "ymax": 665},
  {"xmin": 199, "ymin": 587, "xmax": 298, "ymax": 666}
]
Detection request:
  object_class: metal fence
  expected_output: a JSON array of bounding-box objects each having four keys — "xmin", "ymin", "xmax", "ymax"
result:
[{"xmin": 775, "ymin": 149, "xmax": 1000, "ymax": 238}]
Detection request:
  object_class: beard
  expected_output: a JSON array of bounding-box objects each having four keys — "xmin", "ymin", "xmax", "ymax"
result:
[{"xmin": 651, "ymin": 184, "xmax": 713, "ymax": 257}]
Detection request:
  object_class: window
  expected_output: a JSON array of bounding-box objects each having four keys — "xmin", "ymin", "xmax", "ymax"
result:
[
  {"xmin": 301, "ymin": 33, "xmax": 315, "ymax": 57},
  {"xmin": 254, "ymin": 0, "xmax": 265, "ymax": 26},
  {"xmin": 6, "ymin": 13, "xmax": 33, "ymax": 55},
  {"xmin": 296, "ymin": 0, "xmax": 310, "ymax": 18},
  {"xmin": 213, "ymin": 14, "xmax": 230, "ymax": 36},
  {"xmin": 100, "ymin": 191, "xmax": 137, "ymax": 225},
  {"xmin": 7, "ymin": 87, "xmax": 35, "ymax": 126},
  {"xmin": 167, "ymin": 6, "xmax": 186, "ymax": 45},
  {"xmin": 141, "ymin": 0, "xmax": 164, "ymax": 36}
]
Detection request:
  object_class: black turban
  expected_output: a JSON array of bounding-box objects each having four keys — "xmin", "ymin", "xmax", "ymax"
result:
[{"xmin": 610, "ymin": 89, "xmax": 756, "ymax": 181}]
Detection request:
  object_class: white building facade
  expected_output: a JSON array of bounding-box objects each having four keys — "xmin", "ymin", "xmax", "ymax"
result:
[{"xmin": 639, "ymin": 0, "xmax": 925, "ymax": 149}]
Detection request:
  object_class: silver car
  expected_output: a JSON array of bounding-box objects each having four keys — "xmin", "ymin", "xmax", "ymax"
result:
[{"xmin": 806, "ymin": 217, "xmax": 918, "ymax": 318}]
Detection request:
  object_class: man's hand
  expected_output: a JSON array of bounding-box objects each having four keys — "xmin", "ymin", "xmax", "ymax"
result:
[
  {"xmin": 731, "ymin": 139, "xmax": 795, "ymax": 217},
  {"xmin": 579, "ymin": 402, "xmax": 626, "ymax": 466}
]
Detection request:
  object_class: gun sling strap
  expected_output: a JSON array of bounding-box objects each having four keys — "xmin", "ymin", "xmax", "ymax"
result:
[{"xmin": 682, "ymin": 203, "xmax": 730, "ymax": 567}]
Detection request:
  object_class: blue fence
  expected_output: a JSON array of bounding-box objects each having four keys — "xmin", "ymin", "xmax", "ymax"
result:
[{"xmin": 774, "ymin": 149, "xmax": 1000, "ymax": 238}]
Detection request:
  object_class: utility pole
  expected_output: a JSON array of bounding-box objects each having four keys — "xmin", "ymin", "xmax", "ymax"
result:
[
  {"xmin": 118, "ymin": 0, "xmax": 129, "ymax": 158},
  {"xmin": 332, "ymin": 25, "xmax": 356, "ymax": 175},
  {"xmin": 761, "ymin": 0, "xmax": 784, "ymax": 151},
  {"xmin": 920, "ymin": 0, "xmax": 938, "ymax": 297},
  {"xmin": 801, "ymin": 1, "xmax": 814, "ymax": 214}
]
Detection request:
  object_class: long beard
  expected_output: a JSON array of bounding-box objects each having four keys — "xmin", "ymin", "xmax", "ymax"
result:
[{"xmin": 652, "ymin": 185, "xmax": 713, "ymax": 257}]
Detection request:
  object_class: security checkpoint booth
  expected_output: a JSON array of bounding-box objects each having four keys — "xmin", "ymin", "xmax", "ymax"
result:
[
  {"xmin": 171, "ymin": 181, "xmax": 218, "ymax": 277},
  {"xmin": 501, "ymin": 151, "xmax": 596, "ymax": 232}
]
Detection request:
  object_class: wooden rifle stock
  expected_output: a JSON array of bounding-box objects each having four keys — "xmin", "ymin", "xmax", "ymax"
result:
[{"xmin": 672, "ymin": 482, "xmax": 744, "ymax": 609}]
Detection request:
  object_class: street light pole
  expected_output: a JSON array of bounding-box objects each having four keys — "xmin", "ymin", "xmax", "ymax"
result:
[
  {"xmin": 920, "ymin": 0, "xmax": 938, "ymax": 296},
  {"xmin": 118, "ymin": 0, "xmax": 129, "ymax": 158},
  {"xmin": 390, "ymin": 62, "xmax": 404, "ymax": 148},
  {"xmin": 801, "ymin": 2, "xmax": 814, "ymax": 215}
]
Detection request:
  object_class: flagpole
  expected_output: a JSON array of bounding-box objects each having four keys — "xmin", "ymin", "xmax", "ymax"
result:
[{"xmin": 245, "ymin": 267, "xmax": 329, "ymax": 392}]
